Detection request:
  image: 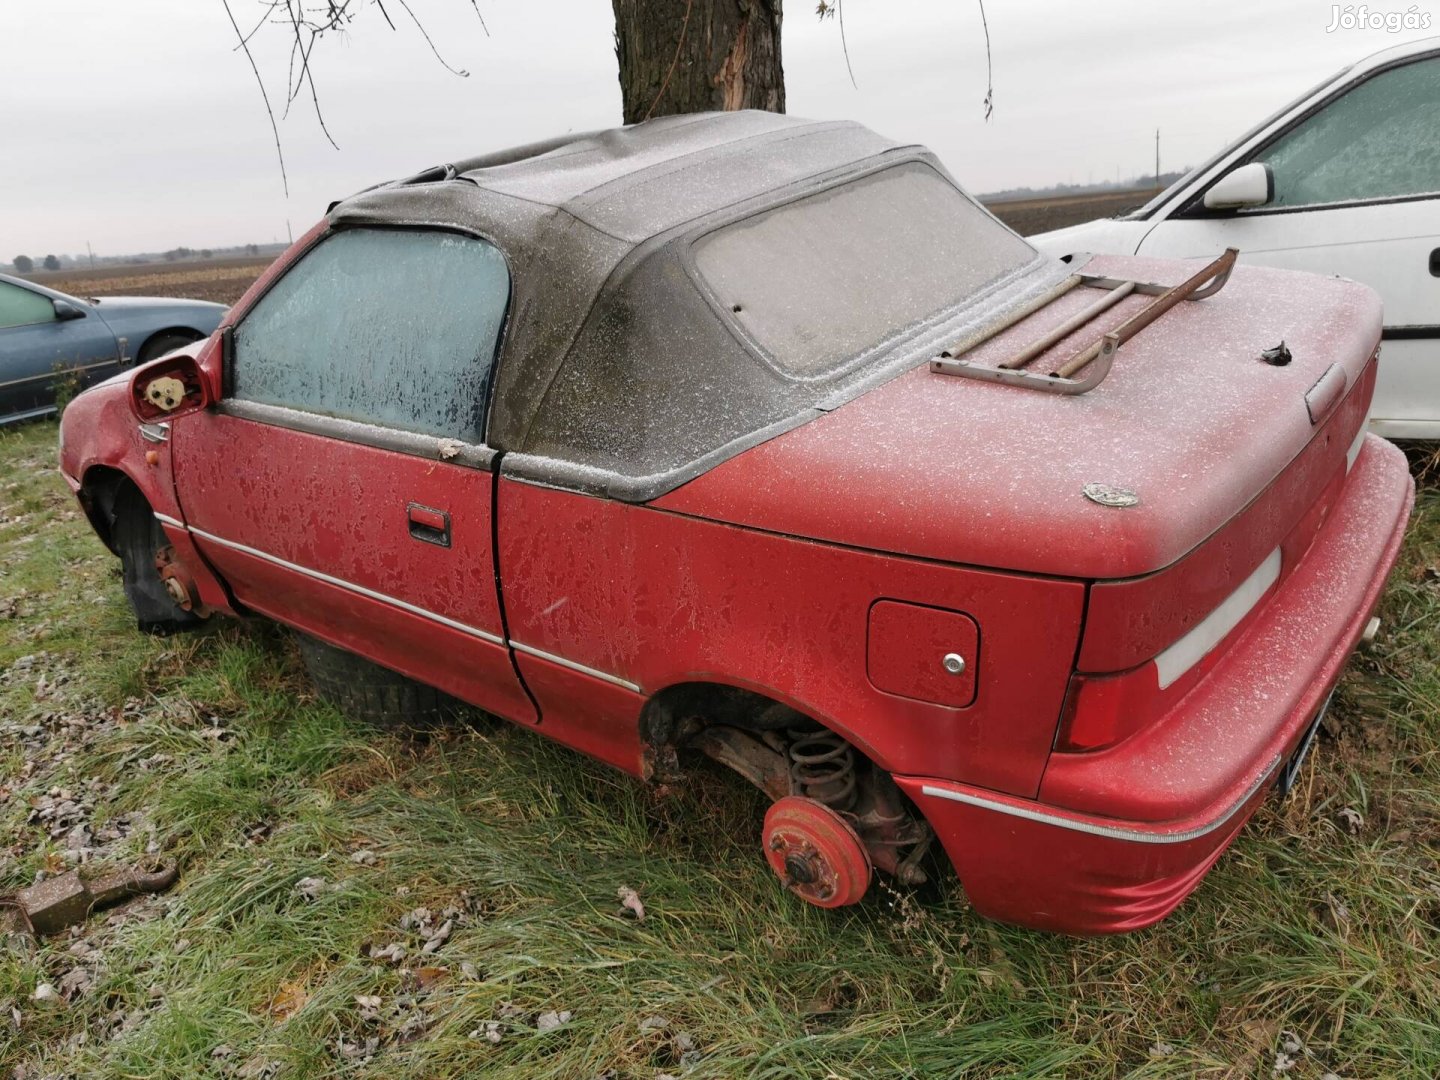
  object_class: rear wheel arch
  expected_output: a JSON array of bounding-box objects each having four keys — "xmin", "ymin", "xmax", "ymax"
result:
[
  {"xmin": 638, "ymin": 678, "xmax": 936, "ymax": 895},
  {"xmin": 639, "ymin": 677, "xmax": 889, "ymax": 772}
]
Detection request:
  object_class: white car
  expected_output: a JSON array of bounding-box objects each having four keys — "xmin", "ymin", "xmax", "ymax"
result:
[{"xmin": 1033, "ymin": 37, "xmax": 1440, "ymax": 438}]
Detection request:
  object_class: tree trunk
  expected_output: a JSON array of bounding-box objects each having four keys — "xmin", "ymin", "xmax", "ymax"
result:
[{"xmin": 611, "ymin": 0, "xmax": 784, "ymax": 125}]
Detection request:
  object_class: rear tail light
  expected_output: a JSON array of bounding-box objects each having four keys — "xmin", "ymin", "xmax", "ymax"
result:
[{"xmin": 1054, "ymin": 671, "xmax": 1153, "ymax": 752}]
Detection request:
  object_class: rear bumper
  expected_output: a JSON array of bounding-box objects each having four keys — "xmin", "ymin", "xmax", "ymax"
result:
[{"xmin": 894, "ymin": 435, "xmax": 1414, "ymax": 934}]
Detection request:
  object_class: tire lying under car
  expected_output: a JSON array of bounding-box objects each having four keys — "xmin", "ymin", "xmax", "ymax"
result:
[{"xmin": 295, "ymin": 633, "xmax": 468, "ymax": 728}]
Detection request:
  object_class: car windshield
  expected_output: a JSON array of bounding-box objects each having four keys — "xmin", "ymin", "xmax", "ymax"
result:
[{"xmin": 693, "ymin": 162, "xmax": 1037, "ymax": 376}]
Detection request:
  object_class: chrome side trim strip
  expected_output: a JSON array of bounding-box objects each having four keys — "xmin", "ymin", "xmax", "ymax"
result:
[
  {"xmin": 509, "ymin": 640, "xmax": 643, "ymax": 693},
  {"xmin": 186, "ymin": 526, "xmax": 505, "ymax": 647},
  {"xmin": 162, "ymin": 521, "xmax": 641, "ymax": 691},
  {"xmin": 921, "ymin": 758, "xmax": 1280, "ymax": 846}
]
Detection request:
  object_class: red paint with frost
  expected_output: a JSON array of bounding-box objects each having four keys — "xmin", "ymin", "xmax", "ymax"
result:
[{"xmin": 58, "ymin": 228, "xmax": 1413, "ymax": 933}]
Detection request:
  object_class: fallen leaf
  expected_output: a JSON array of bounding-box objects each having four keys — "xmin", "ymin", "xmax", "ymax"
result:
[
  {"xmin": 421, "ymin": 919, "xmax": 454, "ymax": 954},
  {"xmin": 31, "ymin": 983, "xmax": 60, "ymax": 1005},
  {"xmin": 1322, "ymin": 892, "xmax": 1352, "ymax": 933},
  {"xmin": 355, "ymin": 995, "xmax": 382, "ymax": 1022},
  {"xmin": 617, "ymin": 885, "xmax": 645, "ymax": 922},
  {"xmin": 369, "ymin": 942, "xmax": 406, "ymax": 964},
  {"xmin": 536, "ymin": 1009, "xmax": 571, "ymax": 1031},
  {"xmin": 415, "ymin": 966, "xmax": 448, "ymax": 990},
  {"xmin": 57, "ymin": 968, "xmax": 92, "ymax": 999},
  {"xmin": 267, "ymin": 980, "xmax": 308, "ymax": 1021}
]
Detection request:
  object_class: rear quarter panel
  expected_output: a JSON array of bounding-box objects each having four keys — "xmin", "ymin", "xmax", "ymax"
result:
[{"xmin": 497, "ymin": 478, "xmax": 1085, "ymax": 797}]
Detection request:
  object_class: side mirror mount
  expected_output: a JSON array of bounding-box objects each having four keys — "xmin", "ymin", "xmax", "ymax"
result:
[
  {"xmin": 52, "ymin": 298, "xmax": 88, "ymax": 321},
  {"xmin": 1203, "ymin": 162, "xmax": 1274, "ymax": 211},
  {"xmin": 128, "ymin": 351, "xmax": 213, "ymax": 422}
]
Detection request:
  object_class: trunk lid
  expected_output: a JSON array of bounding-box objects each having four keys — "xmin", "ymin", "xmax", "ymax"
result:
[{"xmin": 655, "ymin": 254, "xmax": 1381, "ymax": 584}]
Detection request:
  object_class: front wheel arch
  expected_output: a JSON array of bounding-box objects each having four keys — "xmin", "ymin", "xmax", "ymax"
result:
[
  {"xmin": 107, "ymin": 483, "xmax": 204, "ymax": 635},
  {"xmin": 77, "ymin": 464, "xmax": 134, "ymax": 554}
]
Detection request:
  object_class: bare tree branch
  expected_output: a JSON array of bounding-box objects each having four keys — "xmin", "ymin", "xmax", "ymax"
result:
[
  {"xmin": 977, "ymin": 0, "xmax": 994, "ymax": 121},
  {"xmin": 817, "ymin": 1, "xmax": 995, "ymax": 115},
  {"xmin": 394, "ymin": 0, "xmax": 470, "ymax": 76},
  {"xmin": 222, "ymin": 0, "xmax": 289, "ymax": 196},
  {"xmin": 814, "ymin": 2, "xmax": 857, "ymax": 89},
  {"xmin": 837, "ymin": 0, "xmax": 857, "ymax": 90},
  {"xmin": 225, "ymin": 0, "xmax": 480, "ymax": 191},
  {"xmin": 642, "ymin": 0, "xmax": 695, "ymax": 122},
  {"xmin": 463, "ymin": 0, "xmax": 490, "ymax": 36}
]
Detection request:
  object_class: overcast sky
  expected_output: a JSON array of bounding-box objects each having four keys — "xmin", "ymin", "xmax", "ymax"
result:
[{"xmin": 2, "ymin": 0, "xmax": 1435, "ymax": 257}]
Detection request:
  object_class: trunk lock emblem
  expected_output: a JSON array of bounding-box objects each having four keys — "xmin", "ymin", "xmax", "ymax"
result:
[{"xmin": 1083, "ymin": 483, "xmax": 1140, "ymax": 508}]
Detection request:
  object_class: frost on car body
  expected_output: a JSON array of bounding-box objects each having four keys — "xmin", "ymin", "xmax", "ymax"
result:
[{"xmin": 57, "ymin": 112, "xmax": 1414, "ymax": 934}]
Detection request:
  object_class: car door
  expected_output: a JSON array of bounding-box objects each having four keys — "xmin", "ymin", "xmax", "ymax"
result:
[
  {"xmin": 0, "ymin": 279, "xmax": 120, "ymax": 420},
  {"xmin": 171, "ymin": 227, "xmax": 535, "ymax": 724},
  {"xmin": 1137, "ymin": 52, "xmax": 1440, "ymax": 437}
]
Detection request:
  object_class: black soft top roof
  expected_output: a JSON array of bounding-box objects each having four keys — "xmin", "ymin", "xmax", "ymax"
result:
[{"xmin": 329, "ymin": 111, "xmax": 1058, "ymax": 500}]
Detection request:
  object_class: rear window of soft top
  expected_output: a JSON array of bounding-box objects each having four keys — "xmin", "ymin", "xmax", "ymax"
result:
[{"xmin": 693, "ymin": 161, "xmax": 1037, "ymax": 375}]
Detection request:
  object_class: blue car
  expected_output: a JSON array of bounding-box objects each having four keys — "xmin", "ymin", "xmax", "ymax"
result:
[{"xmin": 0, "ymin": 272, "xmax": 226, "ymax": 424}]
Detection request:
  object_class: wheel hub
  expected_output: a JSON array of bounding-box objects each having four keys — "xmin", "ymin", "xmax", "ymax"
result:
[
  {"xmin": 762, "ymin": 796, "xmax": 872, "ymax": 909},
  {"xmin": 154, "ymin": 544, "xmax": 195, "ymax": 613}
]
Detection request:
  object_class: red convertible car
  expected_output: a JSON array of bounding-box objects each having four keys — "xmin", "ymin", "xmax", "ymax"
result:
[{"xmin": 59, "ymin": 112, "xmax": 1414, "ymax": 934}]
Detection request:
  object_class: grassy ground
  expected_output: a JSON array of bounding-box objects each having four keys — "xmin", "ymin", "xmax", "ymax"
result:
[{"xmin": 1, "ymin": 420, "xmax": 1437, "ymax": 1080}]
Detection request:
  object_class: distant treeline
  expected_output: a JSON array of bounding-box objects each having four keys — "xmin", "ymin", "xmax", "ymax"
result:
[
  {"xmin": 981, "ymin": 169, "xmax": 1190, "ymax": 203},
  {"xmin": 13, "ymin": 242, "xmax": 290, "ymax": 274}
]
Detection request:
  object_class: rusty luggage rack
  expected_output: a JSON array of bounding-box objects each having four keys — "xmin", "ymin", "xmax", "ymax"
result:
[{"xmin": 929, "ymin": 247, "xmax": 1239, "ymax": 395}]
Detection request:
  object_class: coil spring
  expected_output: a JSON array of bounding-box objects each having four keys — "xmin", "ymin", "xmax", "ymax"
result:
[{"xmin": 787, "ymin": 727, "xmax": 857, "ymax": 811}]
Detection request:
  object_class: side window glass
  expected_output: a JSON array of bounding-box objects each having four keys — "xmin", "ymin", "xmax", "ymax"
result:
[
  {"xmin": 1259, "ymin": 56, "xmax": 1440, "ymax": 208},
  {"xmin": 232, "ymin": 229, "xmax": 509, "ymax": 442},
  {"xmin": 0, "ymin": 281, "xmax": 59, "ymax": 330}
]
